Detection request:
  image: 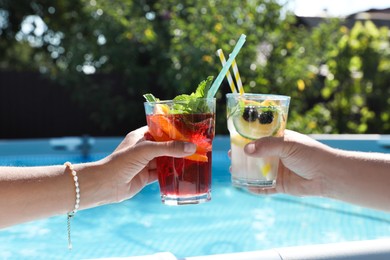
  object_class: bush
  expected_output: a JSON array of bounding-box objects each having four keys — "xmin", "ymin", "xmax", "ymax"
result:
[{"xmin": 1, "ymin": 0, "xmax": 389, "ymax": 135}]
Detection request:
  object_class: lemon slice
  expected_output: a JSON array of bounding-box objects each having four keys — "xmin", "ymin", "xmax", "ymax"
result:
[
  {"xmin": 233, "ymin": 100, "xmax": 282, "ymax": 140},
  {"xmin": 261, "ymin": 163, "xmax": 272, "ymax": 178},
  {"xmin": 230, "ymin": 133, "xmax": 252, "ymax": 148}
]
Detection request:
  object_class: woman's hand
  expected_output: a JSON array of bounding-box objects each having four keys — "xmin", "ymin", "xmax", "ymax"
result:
[
  {"xmin": 238, "ymin": 129, "xmax": 390, "ymax": 212},
  {"xmin": 102, "ymin": 126, "xmax": 197, "ymax": 203},
  {"xmin": 242, "ymin": 130, "xmax": 333, "ymax": 197}
]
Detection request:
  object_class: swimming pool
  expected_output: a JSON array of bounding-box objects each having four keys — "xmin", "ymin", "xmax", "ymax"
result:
[{"xmin": 0, "ymin": 135, "xmax": 389, "ymax": 259}]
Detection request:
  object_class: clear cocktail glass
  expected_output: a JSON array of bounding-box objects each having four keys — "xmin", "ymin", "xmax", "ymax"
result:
[
  {"xmin": 144, "ymin": 98, "xmax": 216, "ymax": 205},
  {"xmin": 226, "ymin": 93, "xmax": 290, "ymax": 188}
]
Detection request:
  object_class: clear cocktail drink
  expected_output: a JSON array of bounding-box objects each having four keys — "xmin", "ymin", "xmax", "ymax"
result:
[
  {"xmin": 226, "ymin": 93, "xmax": 290, "ymax": 188},
  {"xmin": 144, "ymin": 98, "xmax": 216, "ymax": 205}
]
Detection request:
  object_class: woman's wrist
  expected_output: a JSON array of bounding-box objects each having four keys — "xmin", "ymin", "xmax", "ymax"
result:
[
  {"xmin": 74, "ymin": 158, "xmax": 114, "ymax": 210},
  {"xmin": 318, "ymin": 147, "xmax": 345, "ymax": 200}
]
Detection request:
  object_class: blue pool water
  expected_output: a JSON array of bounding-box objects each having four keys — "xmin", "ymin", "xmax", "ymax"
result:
[{"xmin": 0, "ymin": 137, "xmax": 390, "ymax": 259}]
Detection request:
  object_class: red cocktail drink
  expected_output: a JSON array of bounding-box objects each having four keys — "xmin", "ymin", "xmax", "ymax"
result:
[{"xmin": 144, "ymin": 98, "xmax": 216, "ymax": 205}]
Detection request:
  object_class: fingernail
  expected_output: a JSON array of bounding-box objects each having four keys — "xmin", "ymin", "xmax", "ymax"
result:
[
  {"xmin": 184, "ymin": 142, "xmax": 196, "ymax": 154},
  {"xmin": 245, "ymin": 143, "xmax": 256, "ymax": 154}
]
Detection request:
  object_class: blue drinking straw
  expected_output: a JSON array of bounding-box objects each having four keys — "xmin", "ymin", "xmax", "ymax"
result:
[{"xmin": 207, "ymin": 34, "xmax": 247, "ymax": 98}]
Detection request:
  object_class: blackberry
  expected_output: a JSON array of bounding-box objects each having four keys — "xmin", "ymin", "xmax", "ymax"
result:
[
  {"xmin": 242, "ymin": 106, "xmax": 258, "ymax": 122},
  {"xmin": 258, "ymin": 111, "xmax": 274, "ymax": 124}
]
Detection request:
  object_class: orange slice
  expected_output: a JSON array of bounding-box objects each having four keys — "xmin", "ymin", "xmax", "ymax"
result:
[{"xmin": 185, "ymin": 153, "xmax": 208, "ymax": 162}]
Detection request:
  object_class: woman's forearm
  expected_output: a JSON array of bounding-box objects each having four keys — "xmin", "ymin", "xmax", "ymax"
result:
[
  {"xmin": 0, "ymin": 127, "xmax": 197, "ymax": 229},
  {"xmin": 0, "ymin": 161, "xmax": 109, "ymax": 229},
  {"xmin": 325, "ymin": 149, "xmax": 390, "ymax": 211}
]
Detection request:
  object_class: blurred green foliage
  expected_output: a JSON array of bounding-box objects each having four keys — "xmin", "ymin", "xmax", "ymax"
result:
[
  {"xmin": 0, "ymin": 0, "xmax": 389, "ymax": 134},
  {"xmin": 287, "ymin": 20, "xmax": 390, "ymax": 134}
]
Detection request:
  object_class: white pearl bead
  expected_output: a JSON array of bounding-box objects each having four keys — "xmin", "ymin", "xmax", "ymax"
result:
[{"xmin": 65, "ymin": 162, "xmax": 81, "ymax": 218}]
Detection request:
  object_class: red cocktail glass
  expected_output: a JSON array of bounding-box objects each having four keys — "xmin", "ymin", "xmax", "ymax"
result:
[{"xmin": 144, "ymin": 98, "xmax": 215, "ymax": 205}]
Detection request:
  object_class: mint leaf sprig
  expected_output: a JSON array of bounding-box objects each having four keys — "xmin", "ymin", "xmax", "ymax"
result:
[
  {"xmin": 143, "ymin": 76, "xmax": 214, "ymax": 114},
  {"xmin": 172, "ymin": 76, "xmax": 213, "ymax": 114}
]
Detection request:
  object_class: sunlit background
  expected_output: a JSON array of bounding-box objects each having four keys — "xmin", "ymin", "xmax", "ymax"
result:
[
  {"xmin": 0, "ymin": 0, "xmax": 389, "ymax": 138},
  {"xmin": 287, "ymin": 0, "xmax": 390, "ymax": 16}
]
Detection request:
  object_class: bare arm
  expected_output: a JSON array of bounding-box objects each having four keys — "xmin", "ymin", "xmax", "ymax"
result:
[
  {"xmin": 325, "ymin": 149, "xmax": 390, "ymax": 211},
  {"xmin": 0, "ymin": 126, "xmax": 196, "ymax": 229},
  {"xmin": 0, "ymin": 163, "xmax": 100, "ymax": 228},
  {"xmin": 244, "ymin": 130, "xmax": 390, "ymax": 212}
]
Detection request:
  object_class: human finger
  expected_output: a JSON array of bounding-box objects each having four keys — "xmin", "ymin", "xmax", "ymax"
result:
[
  {"xmin": 134, "ymin": 140, "xmax": 197, "ymax": 162},
  {"xmin": 148, "ymin": 159, "xmax": 157, "ymax": 171},
  {"xmin": 115, "ymin": 126, "xmax": 149, "ymax": 152},
  {"xmin": 244, "ymin": 135, "xmax": 286, "ymax": 158}
]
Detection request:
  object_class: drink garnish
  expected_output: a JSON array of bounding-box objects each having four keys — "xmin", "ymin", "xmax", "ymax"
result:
[
  {"xmin": 143, "ymin": 76, "xmax": 214, "ymax": 114},
  {"xmin": 258, "ymin": 111, "xmax": 274, "ymax": 124},
  {"xmin": 232, "ymin": 100, "xmax": 282, "ymax": 140},
  {"xmin": 242, "ymin": 106, "xmax": 258, "ymax": 122}
]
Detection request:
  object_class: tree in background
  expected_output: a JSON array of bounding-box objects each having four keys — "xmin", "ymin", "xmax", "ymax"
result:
[
  {"xmin": 287, "ymin": 20, "xmax": 390, "ymax": 134},
  {"xmin": 0, "ymin": 0, "xmax": 389, "ymax": 135}
]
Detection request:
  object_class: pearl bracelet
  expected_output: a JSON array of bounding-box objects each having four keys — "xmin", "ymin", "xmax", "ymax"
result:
[{"xmin": 64, "ymin": 161, "xmax": 80, "ymax": 250}]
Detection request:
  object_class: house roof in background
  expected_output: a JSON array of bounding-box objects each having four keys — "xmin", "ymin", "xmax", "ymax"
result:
[
  {"xmin": 347, "ymin": 7, "xmax": 390, "ymax": 19},
  {"xmin": 296, "ymin": 7, "xmax": 390, "ymax": 29}
]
